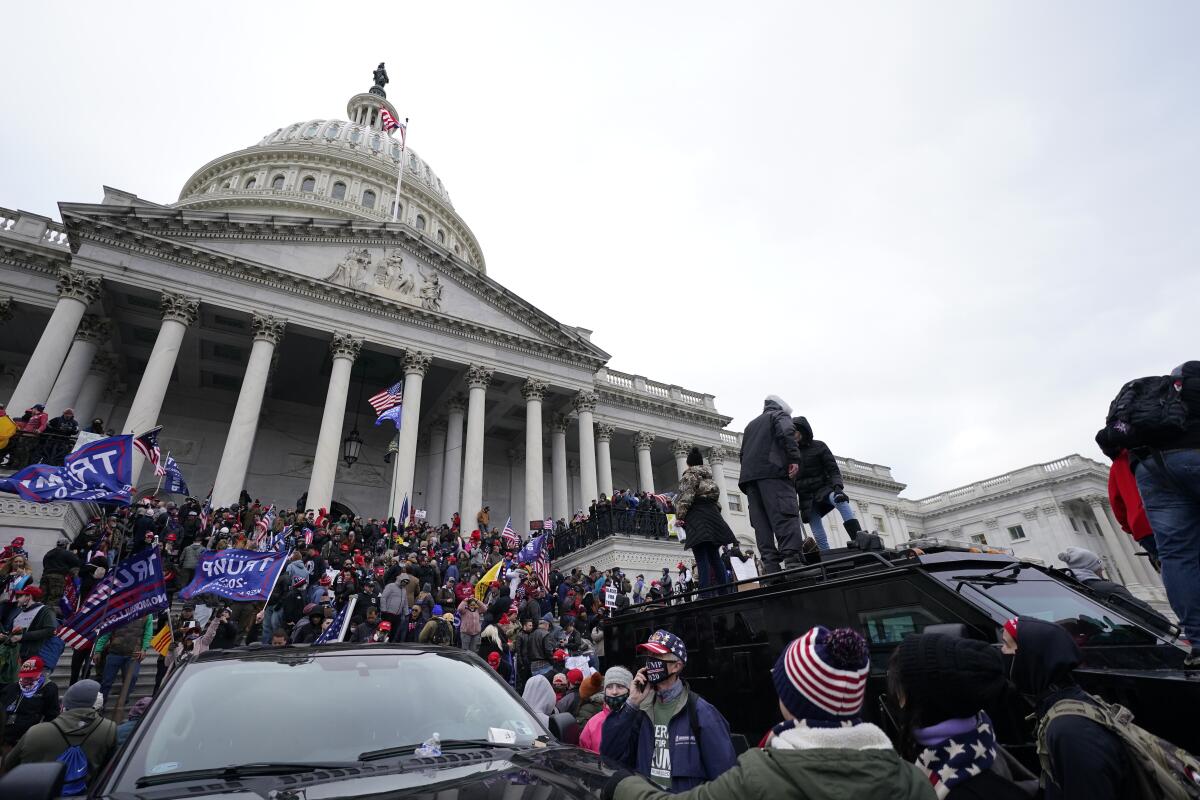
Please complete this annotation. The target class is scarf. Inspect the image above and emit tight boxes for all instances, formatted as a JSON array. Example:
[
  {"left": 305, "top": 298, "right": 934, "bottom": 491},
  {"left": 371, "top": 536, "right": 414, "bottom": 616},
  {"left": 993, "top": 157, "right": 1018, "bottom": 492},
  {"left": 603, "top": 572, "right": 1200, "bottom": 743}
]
[
  {"left": 19, "top": 674, "right": 46, "bottom": 699},
  {"left": 769, "top": 719, "right": 894, "bottom": 750},
  {"left": 914, "top": 711, "right": 997, "bottom": 799}
]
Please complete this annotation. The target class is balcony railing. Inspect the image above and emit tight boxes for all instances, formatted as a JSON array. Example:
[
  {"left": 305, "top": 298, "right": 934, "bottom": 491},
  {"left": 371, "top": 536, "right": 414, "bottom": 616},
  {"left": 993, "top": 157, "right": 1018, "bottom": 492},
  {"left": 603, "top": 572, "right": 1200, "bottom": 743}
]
[
  {"left": 549, "top": 507, "right": 672, "bottom": 560},
  {"left": 596, "top": 368, "right": 717, "bottom": 412}
]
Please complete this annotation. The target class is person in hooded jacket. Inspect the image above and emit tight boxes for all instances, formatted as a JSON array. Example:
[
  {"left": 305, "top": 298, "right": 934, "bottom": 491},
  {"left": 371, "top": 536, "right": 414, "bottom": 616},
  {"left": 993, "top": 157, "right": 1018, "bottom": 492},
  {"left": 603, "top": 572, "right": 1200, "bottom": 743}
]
[
  {"left": 737, "top": 395, "right": 804, "bottom": 573},
  {"left": 791, "top": 416, "right": 864, "bottom": 550},
  {"left": 1056, "top": 546, "right": 1166, "bottom": 624},
  {"left": 675, "top": 447, "right": 738, "bottom": 597},
  {"left": 1, "top": 656, "right": 59, "bottom": 750},
  {"left": 522, "top": 673, "right": 557, "bottom": 728},
  {"left": 602, "top": 626, "right": 932, "bottom": 800},
  {"left": 1002, "top": 617, "right": 1129, "bottom": 800},
  {"left": 888, "top": 633, "right": 1027, "bottom": 799}
]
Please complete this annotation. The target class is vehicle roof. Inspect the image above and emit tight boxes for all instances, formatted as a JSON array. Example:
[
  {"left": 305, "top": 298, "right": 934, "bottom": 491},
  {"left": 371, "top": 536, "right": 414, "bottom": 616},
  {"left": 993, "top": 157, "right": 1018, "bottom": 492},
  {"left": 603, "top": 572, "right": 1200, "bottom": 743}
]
[{"left": 192, "top": 642, "right": 467, "bottom": 663}]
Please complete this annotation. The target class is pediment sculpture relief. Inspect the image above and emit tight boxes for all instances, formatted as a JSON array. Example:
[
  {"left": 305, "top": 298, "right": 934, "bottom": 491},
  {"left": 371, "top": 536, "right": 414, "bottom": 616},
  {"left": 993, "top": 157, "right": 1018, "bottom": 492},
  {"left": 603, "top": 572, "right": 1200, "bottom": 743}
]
[{"left": 325, "top": 247, "right": 440, "bottom": 311}]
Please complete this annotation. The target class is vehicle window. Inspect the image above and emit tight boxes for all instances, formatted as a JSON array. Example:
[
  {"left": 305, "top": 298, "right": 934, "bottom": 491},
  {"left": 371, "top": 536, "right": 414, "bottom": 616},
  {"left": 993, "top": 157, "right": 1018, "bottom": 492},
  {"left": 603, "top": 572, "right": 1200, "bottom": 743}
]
[
  {"left": 859, "top": 605, "right": 943, "bottom": 644},
  {"left": 938, "top": 570, "right": 1159, "bottom": 646},
  {"left": 112, "top": 653, "right": 543, "bottom": 790}
]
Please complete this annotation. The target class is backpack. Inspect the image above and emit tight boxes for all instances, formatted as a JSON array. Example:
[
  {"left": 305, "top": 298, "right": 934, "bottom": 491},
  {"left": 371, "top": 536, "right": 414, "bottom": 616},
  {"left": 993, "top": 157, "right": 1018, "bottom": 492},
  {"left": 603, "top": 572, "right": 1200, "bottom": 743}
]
[
  {"left": 430, "top": 618, "right": 453, "bottom": 646},
  {"left": 1105, "top": 376, "right": 1190, "bottom": 450},
  {"left": 1036, "top": 695, "right": 1200, "bottom": 800},
  {"left": 53, "top": 720, "right": 103, "bottom": 796}
]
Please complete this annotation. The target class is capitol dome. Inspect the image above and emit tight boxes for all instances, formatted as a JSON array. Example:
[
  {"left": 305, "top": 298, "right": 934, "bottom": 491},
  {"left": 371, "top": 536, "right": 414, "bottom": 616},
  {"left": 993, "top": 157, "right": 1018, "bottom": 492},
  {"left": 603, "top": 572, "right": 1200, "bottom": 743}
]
[{"left": 174, "top": 68, "right": 485, "bottom": 272}]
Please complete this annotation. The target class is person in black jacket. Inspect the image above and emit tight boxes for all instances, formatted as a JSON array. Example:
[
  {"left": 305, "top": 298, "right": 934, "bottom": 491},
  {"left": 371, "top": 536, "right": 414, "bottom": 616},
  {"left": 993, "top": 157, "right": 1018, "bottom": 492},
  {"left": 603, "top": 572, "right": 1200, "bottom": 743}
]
[
  {"left": 1, "top": 656, "right": 59, "bottom": 750},
  {"left": 1129, "top": 361, "right": 1200, "bottom": 667},
  {"left": 791, "top": 416, "right": 865, "bottom": 550},
  {"left": 1003, "top": 617, "right": 1129, "bottom": 800},
  {"left": 737, "top": 396, "right": 804, "bottom": 573}
]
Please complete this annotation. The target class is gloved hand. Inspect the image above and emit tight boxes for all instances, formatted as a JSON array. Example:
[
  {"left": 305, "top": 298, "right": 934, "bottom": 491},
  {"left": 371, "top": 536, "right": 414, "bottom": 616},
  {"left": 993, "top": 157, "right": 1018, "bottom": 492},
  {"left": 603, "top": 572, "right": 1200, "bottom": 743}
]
[{"left": 832, "top": 489, "right": 849, "bottom": 504}]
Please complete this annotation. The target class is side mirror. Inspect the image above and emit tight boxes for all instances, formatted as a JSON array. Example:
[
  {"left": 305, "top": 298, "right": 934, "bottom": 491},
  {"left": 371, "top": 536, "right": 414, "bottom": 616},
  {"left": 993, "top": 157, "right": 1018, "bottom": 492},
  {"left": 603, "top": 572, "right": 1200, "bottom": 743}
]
[
  {"left": 0, "top": 762, "right": 65, "bottom": 800},
  {"left": 548, "top": 712, "right": 581, "bottom": 746}
]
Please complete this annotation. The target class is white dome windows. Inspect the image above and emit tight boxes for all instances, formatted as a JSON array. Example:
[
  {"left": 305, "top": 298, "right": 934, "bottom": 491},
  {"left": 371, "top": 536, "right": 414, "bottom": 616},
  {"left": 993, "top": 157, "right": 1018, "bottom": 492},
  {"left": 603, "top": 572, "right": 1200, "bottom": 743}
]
[
  {"left": 244, "top": 177, "right": 257, "bottom": 189},
  {"left": 271, "top": 174, "right": 286, "bottom": 190},
  {"left": 301, "top": 176, "right": 316, "bottom": 193},
  {"left": 415, "top": 214, "right": 427, "bottom": 231},
  {"left": 370, "top": 134, "right": 382, "bottom": 152},
  {"left": 303, "top": 122, "right": 320, "bottom": 138},
  {"left": 325, "top": 123, "right": 341, "bottom": 140},
  {"left": 437, "top": 230, "right": 445, "bottom": 244},
  {"left": 349, "top": 128, "right": 363, "bottom": 146},
  {"left": 362, "top": 189, "right": 377, "bottom": 210},
  {"left": 332, "top": 181, "right": 347, "bottom": 201}
]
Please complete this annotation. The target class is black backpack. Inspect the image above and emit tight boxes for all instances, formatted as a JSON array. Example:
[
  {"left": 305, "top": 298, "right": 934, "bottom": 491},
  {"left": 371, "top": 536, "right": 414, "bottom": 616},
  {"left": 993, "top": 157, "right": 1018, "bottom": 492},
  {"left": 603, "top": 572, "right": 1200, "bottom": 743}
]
[
  {"left": 1105, "top": 376, "right": 1189, "bottom": 450},
  {"left": 430, "top": 618, "right": 453, "bottom": 646}
]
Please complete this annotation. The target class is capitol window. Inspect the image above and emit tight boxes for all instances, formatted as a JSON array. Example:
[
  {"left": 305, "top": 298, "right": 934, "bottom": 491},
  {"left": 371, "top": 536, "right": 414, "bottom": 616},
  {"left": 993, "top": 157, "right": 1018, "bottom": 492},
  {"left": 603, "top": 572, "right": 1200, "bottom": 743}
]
[
  {"left": 332, "top": 181, "right": 347, "bottom": 200},
  {"left": 303, "top": 123, "right": 319, "bottom": 138},
  {"left": 271, "top": 174, "right": 285, "bottom": 190},
  {"left": 362, "top": 189, "right": 377, "bottom": 209},
  {"left": 370, "top": 134, "right": 382, "bottom": 152},
  {"left": 325, "top": 124, "right": 340, "bottom": 140},
  {"left": 244, "top": 177, "right": 256, "bottom": 189},
  {"left": 728, "top": 493, "right": 743, "bottom": 513},
  {"left": 437, "top": 230, "right": 445, "bottom": 244},
  {"left": 301, "top": 176, "right": 316, "bottom": 192},
  {"left": 415, "top": 214, "right": 426, "bottom": 230},
  {"left": 1007, "top": 524, "right": 1027, "bottom": 541},
  {"left": 350, "top": 128, "right": 362, "bottom": 144}
]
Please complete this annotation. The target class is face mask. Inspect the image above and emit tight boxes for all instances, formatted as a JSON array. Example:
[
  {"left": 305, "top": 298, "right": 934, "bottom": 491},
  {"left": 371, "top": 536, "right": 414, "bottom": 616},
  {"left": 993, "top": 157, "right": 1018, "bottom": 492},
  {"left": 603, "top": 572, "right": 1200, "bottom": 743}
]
[
  {"left": 604, "top": 693, "right": 629, "bottom": 712},
  {"left": 644, "top": 659, "right": 668, "bottom": 685}
]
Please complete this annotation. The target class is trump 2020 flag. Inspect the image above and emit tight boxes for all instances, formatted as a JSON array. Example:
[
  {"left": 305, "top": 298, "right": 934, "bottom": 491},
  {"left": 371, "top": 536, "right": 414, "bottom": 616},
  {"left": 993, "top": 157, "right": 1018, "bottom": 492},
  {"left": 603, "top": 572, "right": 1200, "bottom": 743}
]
[
  {"left": 0, "top": 434, "right": 134, "bottom": 505},
  {"left": 56, "top": 548, "right": 169, "bottom": 648},
  {"left": 180, "top": 548, "right": 289, "bottom": 603},
  {"left": 162, "top": 455, "right": 189, "bottom": 496}
]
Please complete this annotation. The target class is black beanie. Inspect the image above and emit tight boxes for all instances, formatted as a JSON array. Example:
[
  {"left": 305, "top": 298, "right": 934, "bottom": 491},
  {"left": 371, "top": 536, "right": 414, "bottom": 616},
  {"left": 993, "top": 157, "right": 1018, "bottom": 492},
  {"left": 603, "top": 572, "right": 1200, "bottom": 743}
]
[
  {"left": 894, "top": 634, "right": 1006, "bottom": 723},
  {"left": 686, "top": 447, "right": 704, "bottom": 467}
]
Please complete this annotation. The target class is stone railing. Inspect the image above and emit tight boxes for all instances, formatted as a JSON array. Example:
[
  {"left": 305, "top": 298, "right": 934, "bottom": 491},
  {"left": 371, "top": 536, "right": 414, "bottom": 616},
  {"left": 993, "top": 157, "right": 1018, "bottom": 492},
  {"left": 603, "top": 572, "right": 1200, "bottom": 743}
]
[
  {"left": 595, "top": 367, "right": 718, "bottom": 411},
  {"left": 915, "top": 454, "right": 1098, "bottom": 510},
  {"left": 720, "top": 430, "right": 741, "bottom": 447},
  {"left": 0, "top": 207, "right": 70, "bottom": 250}
]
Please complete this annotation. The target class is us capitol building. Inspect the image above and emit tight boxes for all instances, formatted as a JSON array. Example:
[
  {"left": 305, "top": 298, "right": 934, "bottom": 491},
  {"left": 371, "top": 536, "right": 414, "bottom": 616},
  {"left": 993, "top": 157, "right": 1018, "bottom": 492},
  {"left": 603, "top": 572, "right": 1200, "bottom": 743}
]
[{"left": 0, "top": 67, "right": 1165, "bottom": 607}]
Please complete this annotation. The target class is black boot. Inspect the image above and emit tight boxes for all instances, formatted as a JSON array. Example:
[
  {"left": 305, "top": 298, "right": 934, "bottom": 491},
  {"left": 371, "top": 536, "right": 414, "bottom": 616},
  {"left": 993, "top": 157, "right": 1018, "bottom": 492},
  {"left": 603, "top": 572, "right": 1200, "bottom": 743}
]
[{"left": 843, "top": 518, "right": 863, "bottom": 547}]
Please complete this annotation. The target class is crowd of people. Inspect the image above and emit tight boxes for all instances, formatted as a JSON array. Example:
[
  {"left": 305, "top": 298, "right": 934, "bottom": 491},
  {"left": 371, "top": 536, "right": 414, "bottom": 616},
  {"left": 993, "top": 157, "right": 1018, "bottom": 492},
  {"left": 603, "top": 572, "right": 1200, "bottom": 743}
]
[{"left": 0, "top": 403, "right": 99, "bottom": 470}]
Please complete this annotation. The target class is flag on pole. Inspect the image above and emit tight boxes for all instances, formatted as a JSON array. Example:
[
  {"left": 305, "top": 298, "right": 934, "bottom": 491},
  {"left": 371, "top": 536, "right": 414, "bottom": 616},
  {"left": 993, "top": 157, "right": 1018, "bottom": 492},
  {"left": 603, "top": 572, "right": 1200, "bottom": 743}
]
[
  {"left": 56, "top": 549, "right": 169, "bottom": 649},
  {"left": 543, "top": 517, "right": 553, "bottom": 531},
  {"left": 315, "top": 596, "right": 357, "bottom": 644},
  {"left": 254, "top": 505, "right": 276, "bottom": 544},
  {"left": 518, "top": 532, "right": 552, "bottom": 590},
  {"left": 475, "top": 560, "right": 504, "bottom": 602},
  {"left": 375, "top": 404, "right": 403, "bottom": 428},
  {"left": 150, "top": 623, "right": 173, "bottom": 657},
  {"left": 399, "top": 495, "right": 409, "bottom": 526},
  {"left": 199, "top": 494, "right": 212, "bottom": 534},
  {"left": 381, "top": 109, "right": 406, "bottom": 144},
  {"left": 134, "top": 427, "right": 166, "bottom": 477},
  {"left": 369, "top": 382, "right": 403, "bottom": 415},
  {"left": 501, "top": 517, "right": 518, "bottom": 550},
  {"left": 162, "top": 455, "right": 190, "bottom": 495}
]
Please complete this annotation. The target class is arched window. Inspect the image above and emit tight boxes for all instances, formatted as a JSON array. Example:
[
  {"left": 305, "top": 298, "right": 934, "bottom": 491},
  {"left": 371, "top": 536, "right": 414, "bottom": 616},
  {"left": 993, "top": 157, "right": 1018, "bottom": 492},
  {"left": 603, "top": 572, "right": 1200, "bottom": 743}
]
[
  {"left": 331, "top": 181, "right": 347, "bottom": 200},
  {"left": 301, "top": 176, "right": 316, "bottom": 192},
  {"left": 325, "top": 123, "right": 341, "bottom": 140},
  {"left": 271, "top": 174, "right": 285, "bottom": 190},
  {"left": 454, "top": 244, "right": 460, "bottom": 255},
  {"left": 362, "top": 189, "right": 376, "bottom": 209},
  {"left": 349, "top": 128, "right": 362, "bottom": 145},
  {"left": 303, "top": 122, "right": 320, "bottom": 138},
  {"left": 224, "top": 179, "right": 235, "bottom": 189},
  {"left": 437, "top": 230, "right": 445, "bottom": 244},
  {"left": 415, "top": 214, "right": 426, "bottom": 231},
  {"left": 370, "top": 134, "right": 382, "bottom": 152},
  {"left": 391, "top": 143, "right": 401, "bottom": 159},
  {"left": 244, "top": 177, "right": 257, "bottom": 189}
]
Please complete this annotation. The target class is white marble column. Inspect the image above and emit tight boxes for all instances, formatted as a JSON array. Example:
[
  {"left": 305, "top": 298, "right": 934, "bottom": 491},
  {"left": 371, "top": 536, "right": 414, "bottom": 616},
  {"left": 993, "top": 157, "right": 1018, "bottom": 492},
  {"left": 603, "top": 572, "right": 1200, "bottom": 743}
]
[
  {"left": 709, "top": 447, "right": 733, "bottom": 523},
  {"left": 523, "top": 378, "right": 548, "bottom": 525},
  {"left": 9, "top": 268, "right": 101, "bottom": 414},
  {"left": 1101, "top": 501, "right": 1160, "bottom": 588},
  {"left": 390, "top": 350, "right": 433, "bottom": 519},
  {"left": 508, "top": 448, "right": 526, "bottom": 532},
  {"left": 574, "top": 391, "right": 599, "bottom": 507},
  {"left": 73, "top": 352, "right": 116, "bottom": 424},
  {"left": 550, "top": 414, "right": 569, "bottom": 524},
  {"left": 426, "top": 418, "right": 448, "bottom": 526},
  {"left": 45, "top": 315, "right": 108, "bottom": 415},
  {"left": 124, "top": 292, "right": 199, "bottom": 484},
  {"left": 459, "top": 365, "right": 492, "bottom": 525},
  {"left": 1088, "top": 496, "right": 1152, "bottom": 589},
  {"left": 211, "top": 314, "right": 286, "bottom": 508},
  {"left": 595, "top": 422, "right": 615, "bottom": 499},
  {"left": 305, "top": 332, "right": 362, "bottom": 512},
  {"left": 569, "top": 460, "right": 582, "bottom": 515},
  {"left": 634, "top": 431, "right": 656, "bottom": 493},
  {"left": 671, "top": 439, "right": 692, "bottom": 480},
  {"left": 440, "top": 394, "right": 466, "bottom": 525}
]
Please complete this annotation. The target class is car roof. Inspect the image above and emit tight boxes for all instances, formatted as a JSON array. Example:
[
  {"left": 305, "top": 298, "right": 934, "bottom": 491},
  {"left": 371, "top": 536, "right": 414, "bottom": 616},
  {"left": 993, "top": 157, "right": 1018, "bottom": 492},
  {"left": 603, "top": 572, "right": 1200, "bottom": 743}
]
[{"left": 192, "top": 642, "right": 467, "bottom": 663}]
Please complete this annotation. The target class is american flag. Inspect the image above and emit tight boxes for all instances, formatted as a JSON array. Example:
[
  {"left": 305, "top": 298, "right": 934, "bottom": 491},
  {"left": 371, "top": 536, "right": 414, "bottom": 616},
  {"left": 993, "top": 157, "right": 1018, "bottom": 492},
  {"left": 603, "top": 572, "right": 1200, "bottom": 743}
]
[
  {"left": 501, "top": 517, "right": 519, "bottom": 549},
  {"left": 134, "top": 426, "right": 166, "bottom": 477},
  {"left": 648, "top": 492, "right": 676, "bottom": 512},
  {"left": 381, "top": 109, "right": 406, "bottom": 145},
  {"left": 369, "top": 382, "right": 404, "bottom": 415},
  {"left": 519, "top": 532, "right": 552, "bottom": 590},
  {"left": 543, "top": 517, "right": 553, "bottom": 531},
  {"left": 255, "top": 505, "right": 276, "bottom": 543},
  {"left": 315, "top": 596, "right": 357, "bottom": 644},
  {"left": 199, "top": 496, "right": 212, "bottom": 535}
]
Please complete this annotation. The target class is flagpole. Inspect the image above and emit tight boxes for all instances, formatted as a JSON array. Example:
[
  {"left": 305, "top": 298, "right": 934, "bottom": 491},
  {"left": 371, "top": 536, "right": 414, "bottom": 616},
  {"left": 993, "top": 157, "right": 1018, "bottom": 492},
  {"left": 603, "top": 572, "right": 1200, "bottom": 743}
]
[
  {"left": 154, "top": 450, "right": 170, "bottom": 497},
  {"left": 336, "top": 595, "right": 357, "bottom": 642},
  {"left": 391, "top": 118, "right": 408, "bottom": 222}
]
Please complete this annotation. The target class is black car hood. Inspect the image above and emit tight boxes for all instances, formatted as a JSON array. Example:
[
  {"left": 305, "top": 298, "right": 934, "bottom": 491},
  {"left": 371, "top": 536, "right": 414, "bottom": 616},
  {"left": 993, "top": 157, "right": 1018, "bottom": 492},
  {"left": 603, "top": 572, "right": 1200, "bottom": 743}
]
[{"left": 106, "top": 745, "right": 615, "bottom": 800}]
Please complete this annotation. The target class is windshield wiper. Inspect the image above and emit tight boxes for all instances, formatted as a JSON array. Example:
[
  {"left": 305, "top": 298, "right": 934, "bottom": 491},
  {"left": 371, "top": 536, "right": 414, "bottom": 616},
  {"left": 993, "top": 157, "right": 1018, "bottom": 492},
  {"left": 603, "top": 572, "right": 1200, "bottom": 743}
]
[
  {"left": 135, "top": 761, "right": 361, "bottom": 787},
  {"left": 950, "top": 563, "right": 1028, "bottom": 591},
  {"left": 359, "top": 739, "right": 505, "bottom": 762}
]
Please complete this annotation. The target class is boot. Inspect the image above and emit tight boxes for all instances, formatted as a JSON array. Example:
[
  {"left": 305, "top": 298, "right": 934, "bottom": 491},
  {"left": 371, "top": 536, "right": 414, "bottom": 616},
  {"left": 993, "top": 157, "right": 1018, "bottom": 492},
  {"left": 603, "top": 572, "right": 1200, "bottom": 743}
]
[{"left": 843, "top": 518, "right": 863, "bottom": 547}]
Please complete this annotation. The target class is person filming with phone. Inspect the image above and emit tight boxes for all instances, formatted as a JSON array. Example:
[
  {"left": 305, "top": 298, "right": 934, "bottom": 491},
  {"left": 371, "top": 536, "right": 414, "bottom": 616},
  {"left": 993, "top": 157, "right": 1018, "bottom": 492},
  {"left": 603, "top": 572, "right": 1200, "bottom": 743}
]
[{"left": 600, "top": 629, "right": 737, "bottom": 792}]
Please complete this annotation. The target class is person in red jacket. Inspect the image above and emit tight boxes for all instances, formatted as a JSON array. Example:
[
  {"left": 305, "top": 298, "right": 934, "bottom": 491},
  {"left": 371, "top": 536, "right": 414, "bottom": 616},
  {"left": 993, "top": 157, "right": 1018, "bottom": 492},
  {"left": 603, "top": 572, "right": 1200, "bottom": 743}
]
[{"left": 1095, "top": 429, "right": 1158, "bottom": 571}]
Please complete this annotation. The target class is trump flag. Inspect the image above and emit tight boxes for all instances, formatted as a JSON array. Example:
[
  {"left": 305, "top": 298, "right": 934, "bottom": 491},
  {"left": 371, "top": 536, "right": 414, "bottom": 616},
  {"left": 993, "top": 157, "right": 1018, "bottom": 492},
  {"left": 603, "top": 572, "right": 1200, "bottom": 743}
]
[
  {"left": 0, "top": 434, "right": 134, "bottom": 505},
  {"left": 179, "top": 549, "right": 289, "bottom": 602}
]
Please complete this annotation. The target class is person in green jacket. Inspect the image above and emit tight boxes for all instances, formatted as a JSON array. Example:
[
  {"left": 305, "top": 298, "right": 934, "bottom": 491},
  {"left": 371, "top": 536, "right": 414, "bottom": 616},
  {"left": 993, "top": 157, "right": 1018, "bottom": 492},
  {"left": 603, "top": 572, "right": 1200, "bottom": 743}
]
[
  {"left": 603, "top": 626, "right": 934, "bottom": 800},
  {"left": 3, "top": 679, "right": 118, "bottom": 789},
  {"left": 94, "top": 614, "right": 154, "bottom": 709}
]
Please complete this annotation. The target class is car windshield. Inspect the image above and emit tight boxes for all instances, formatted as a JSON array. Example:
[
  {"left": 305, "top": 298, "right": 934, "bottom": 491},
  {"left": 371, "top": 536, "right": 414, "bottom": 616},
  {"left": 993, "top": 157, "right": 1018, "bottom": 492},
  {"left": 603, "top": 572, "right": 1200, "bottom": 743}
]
[
  {"left": 110, "top": 651, "right": 544, "bottom": 791},
  {"left": 936, "top": 568, "right": 1160, "bottom": 646}
]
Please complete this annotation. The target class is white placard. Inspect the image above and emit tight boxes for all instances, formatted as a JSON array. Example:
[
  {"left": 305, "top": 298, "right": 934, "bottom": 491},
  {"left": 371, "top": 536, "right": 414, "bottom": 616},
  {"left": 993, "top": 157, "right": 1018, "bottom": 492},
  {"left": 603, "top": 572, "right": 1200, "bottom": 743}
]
[
  {"left": 564, "top": 656, "right": 595, "bottom": 678},
  {"left": 604, "top": 586, "right": 618, "bottom": 608},
  {"left": 415, "top": 509, "right": 427, "bottom": 520},
  {"left": 730, "top": 556, "right": 758, "bottom": 581}
]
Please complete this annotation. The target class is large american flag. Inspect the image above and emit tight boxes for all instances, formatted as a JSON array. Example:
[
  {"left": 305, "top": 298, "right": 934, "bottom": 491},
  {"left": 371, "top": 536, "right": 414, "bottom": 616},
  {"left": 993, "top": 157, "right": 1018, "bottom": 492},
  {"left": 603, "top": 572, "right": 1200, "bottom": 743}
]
[
  {"left": 501, "top": 517, "right": 519, "bottom": 550},
  {"left": 199, "top": 495, "right": 212, "bottom": 535},
  {"left": 315, "top": 596, "right": 357, "bottom": 644},
  {"left": 134, "top": 426, "right": 166, "bottom": 477},
  {"left": 254, "top": 505, "right": 276, "bottom": 543},
  {"left": 369, "top": 382, "right": 404, "bottom": 415},
  {"left": 543, "top": 517, "right": 553, "bottom": 531},
  {"left": 381, "top": 109, "right": 406, "bottom": 145}
]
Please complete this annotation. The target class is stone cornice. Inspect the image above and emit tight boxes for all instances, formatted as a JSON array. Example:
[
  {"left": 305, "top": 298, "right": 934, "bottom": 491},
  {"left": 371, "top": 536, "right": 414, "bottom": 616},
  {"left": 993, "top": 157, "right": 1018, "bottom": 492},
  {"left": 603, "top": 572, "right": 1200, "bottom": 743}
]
[
  {"left": 594, "top": 384, "right": 731, "bottom": 428},
  {"left": 60, "top": 205, "right": 610, "bottom": 371},
  {"left": 910, "top": 467, "right": 1109, "bottom": 520}
]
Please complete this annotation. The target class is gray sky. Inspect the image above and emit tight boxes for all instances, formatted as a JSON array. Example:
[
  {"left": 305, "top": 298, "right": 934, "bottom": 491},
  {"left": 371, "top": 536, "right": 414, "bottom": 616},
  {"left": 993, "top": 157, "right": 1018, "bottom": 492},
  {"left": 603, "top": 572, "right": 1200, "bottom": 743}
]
[{"left": 3, "top": 2, "right": 1197, "bottom": 496}]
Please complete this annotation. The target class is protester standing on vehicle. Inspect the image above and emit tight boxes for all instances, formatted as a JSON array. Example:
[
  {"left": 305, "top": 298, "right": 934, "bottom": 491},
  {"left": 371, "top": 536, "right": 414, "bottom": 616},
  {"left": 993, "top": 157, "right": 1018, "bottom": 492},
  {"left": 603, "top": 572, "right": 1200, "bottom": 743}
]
[
  {"left": 3, "top": 679, "right": 117, "bottom": 795},
  {"left": 888, "top": 633, "right": 1026, "bottom": 799},
  {"left": 738, "top": 396, "right": 804, "bottom": 573},
  {"left": 675, "top": 447, "right": 738, "bottom": 597},
  {"left": 791, "top": 416, "right": 865, "bottom": 550},
  {"left": 1095, "top": 428, "right": 1159, "bottom": 571},
  {"left": 1002, "top": 617, "right": 1129, "bottom": 800},
  {"left": 601, "top": 629, "right": 737, "bottom": 792},
  {"left": 602, "top": 626, "right": 932, "bottom": 800}
]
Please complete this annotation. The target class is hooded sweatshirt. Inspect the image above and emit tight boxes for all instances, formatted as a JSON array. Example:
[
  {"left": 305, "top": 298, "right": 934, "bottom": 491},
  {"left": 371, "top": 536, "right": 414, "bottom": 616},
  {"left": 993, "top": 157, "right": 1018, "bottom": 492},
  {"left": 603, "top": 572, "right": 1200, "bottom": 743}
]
[
  {"left": 737, "top": 397, "right": 803, "bottom": 488},
  {"left": 1012, "top": 618, "right": 1128, "bottom": 800},
  {"left": 522, "top": 674, "right": 557, "bottom": 727}
]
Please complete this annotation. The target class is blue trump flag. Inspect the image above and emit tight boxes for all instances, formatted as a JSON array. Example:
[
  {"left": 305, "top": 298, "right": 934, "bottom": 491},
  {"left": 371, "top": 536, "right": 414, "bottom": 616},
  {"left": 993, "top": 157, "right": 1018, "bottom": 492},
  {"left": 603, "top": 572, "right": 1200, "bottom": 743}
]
[
  {"left": 56, "top": 547, "right": 169, "bottom": 648},
  {"left": 180, "top": 548, "right": 290, "bottom": 602},
  {"left": 0, "top": 435, "right": 133, "bottom": 505},
  {"left": 162, "top": 455, "right": 189, "bottom": 496}
]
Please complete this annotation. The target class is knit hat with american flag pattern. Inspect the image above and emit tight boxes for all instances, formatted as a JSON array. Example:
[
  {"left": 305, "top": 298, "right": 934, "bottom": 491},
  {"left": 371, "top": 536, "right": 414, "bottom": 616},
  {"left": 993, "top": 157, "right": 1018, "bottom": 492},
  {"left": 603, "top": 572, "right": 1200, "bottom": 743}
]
[{"left": 772, "top": 626, "right": 869, "bottom": 722}]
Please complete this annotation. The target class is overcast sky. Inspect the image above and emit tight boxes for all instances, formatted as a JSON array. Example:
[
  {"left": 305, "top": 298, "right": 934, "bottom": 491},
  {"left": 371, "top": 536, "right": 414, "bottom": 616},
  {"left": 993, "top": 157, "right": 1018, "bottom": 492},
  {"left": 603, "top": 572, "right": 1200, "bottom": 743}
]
[{"left": 3, "top": 3, "right": 1197, "bottom": 496}]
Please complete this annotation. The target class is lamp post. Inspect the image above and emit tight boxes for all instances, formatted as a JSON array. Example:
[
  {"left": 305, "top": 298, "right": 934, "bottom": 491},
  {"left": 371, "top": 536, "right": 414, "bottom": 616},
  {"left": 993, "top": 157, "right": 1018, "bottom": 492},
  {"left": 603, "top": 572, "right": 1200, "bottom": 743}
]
[{"left": 343, "top": 358, "right": 368, "bottom": 468}]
